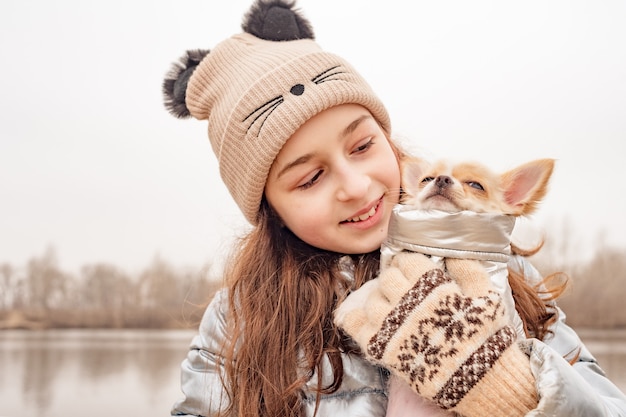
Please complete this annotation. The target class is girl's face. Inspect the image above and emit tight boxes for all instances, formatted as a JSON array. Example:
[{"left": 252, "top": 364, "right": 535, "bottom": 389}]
[{"left": 265, "top": 104, "right": 401, "bottom": 254}]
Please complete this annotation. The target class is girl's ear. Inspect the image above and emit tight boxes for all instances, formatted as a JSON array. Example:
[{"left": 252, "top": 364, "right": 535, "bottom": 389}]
[
  {"left": 500, "top": 159, "right": 555, "bottom": 216},
  {"left": 162, "top": 49, "right": 211, "bottom": 118}
]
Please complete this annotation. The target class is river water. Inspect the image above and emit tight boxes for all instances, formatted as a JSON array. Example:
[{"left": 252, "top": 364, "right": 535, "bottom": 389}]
[{"left": 1, "top": 328, "right": 625, "bottom": 417}]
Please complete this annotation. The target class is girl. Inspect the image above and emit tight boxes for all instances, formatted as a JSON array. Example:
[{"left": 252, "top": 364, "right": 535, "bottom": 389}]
[{"left": 163, "top": 1, "right": 626, "bottom": 416}]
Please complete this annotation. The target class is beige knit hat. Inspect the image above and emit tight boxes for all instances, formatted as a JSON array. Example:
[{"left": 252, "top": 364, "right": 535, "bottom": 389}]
[{"left": 163, "top": 0, "right": 390, "bottom": 224}]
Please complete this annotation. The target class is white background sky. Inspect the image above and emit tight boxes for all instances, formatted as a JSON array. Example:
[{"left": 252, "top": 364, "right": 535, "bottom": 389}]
[{"left": 1, "top": 0, "right": 625, "bottom": 274}]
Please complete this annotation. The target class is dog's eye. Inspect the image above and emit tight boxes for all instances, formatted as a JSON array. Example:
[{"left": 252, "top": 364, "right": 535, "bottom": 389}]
[
  {"left": 466, "top": 181, "right": 484, "bottom": 191},
  {"left": 421, "top": 176, "right": 435, "bottom": 183}
]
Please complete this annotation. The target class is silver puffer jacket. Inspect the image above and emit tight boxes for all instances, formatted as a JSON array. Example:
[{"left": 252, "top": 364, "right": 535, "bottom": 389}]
[{"left": 171, "top": 208, "right": 626, "bottom": 417}]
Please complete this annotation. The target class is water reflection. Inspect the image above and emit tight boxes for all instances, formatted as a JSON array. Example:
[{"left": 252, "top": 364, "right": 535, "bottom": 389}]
[
  {"left": 0, "top": 329, "right": 195, "bottom": 417},
  {"left": 579, "top": 329, "right": 626, "bottom": 391},
  {"left": 0, "top": 329, "right": 625, "bottom": 417}
]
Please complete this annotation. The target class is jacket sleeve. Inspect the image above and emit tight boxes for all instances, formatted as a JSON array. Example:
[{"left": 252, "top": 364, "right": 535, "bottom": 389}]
[
  {"left": 511, "top": 257, "right": 626, "bottom": 416},
  {"left": 171, "top": 289, "right": 232, "bottom": 417}
]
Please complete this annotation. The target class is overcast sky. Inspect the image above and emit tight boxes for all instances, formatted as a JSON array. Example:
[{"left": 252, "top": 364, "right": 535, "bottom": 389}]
[{"left": 1, "top": 0, "right": 625, "bottom": 274}]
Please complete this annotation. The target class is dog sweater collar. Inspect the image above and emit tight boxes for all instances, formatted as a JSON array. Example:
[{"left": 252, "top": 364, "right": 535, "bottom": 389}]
[{"left": 383, "top": 205, "right": 516, "bottom": 263}]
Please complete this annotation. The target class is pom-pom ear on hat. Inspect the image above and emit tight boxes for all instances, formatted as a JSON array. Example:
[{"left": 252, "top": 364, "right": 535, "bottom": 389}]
[
  {"left": 162, "top": 0, "right": 390, "bottom": 225},
  {"left": 162, "top": 49, "right": 210, "bottom": 118},
  {"left": 242, "top": 0, "right": 314, "bottom": 41}
]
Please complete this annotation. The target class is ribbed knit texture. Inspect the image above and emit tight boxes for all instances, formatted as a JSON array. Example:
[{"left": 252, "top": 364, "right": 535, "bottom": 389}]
[
  {"left": 335, "top": 253, "right": 537, "bottom": 417},
  {"left": 185, "top": 33, "right": 390, "bottom": 224}
]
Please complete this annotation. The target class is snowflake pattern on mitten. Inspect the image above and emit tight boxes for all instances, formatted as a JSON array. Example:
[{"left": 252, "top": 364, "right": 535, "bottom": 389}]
[{"left": 367, "top": 267, "right": 516, "bottom": 409}]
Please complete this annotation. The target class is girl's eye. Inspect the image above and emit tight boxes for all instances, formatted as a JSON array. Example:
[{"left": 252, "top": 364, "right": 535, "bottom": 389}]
[
  {"left": 352, "top": 138, "right": 374, "bottom": 154},
  {"left": 466, "top": 181, "right": 484, "bottom": 191},
  {"left": 298, "top": 170, "right": 323, "bottom": 190}
]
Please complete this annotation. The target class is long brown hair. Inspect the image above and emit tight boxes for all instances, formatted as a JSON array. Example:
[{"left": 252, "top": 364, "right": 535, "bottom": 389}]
[
  {"left": 221, "top": 199, "right": 379, "bottom": 417},
  {"left": 508, "top": 241, "right": 568, "bottom": 341}
]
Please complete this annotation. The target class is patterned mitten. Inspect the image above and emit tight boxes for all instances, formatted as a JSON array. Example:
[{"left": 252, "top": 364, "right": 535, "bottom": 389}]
[{"left": 334, "top": 252, "right": 537, "bottom": 417}]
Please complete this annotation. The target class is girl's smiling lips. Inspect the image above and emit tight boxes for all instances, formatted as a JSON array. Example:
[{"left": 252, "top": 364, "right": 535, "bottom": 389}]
[{"left": 341, "top": 198, "right": 383, "bottom": 227}]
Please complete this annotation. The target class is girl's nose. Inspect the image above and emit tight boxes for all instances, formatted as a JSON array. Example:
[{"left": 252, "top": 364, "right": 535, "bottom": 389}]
[{"left": 335, "top": 165, "right": 370, "bottom": 201}]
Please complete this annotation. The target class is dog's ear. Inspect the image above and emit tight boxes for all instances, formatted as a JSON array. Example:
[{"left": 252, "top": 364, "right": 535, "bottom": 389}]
[
  {"left": 242, "top": 0, "right": 314, "bottom": 41},
  {"left": 162, "top": 49, "right": 210, "bottom": 118},
  {"left": 401, "top": 157, "right": 431, "bottom": 200},
  {"left": 500, "top": 159, "right": 555, "bottom": 216}
]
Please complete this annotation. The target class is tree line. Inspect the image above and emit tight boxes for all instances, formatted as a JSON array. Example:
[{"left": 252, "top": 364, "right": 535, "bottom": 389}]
[
  {"left": 0, "top": 247, "right": 220, "bottom": 329},
  {"left": 1, "top": 235, "right": 626, "bottom": 329},
  {"left": 531, "top": 238, "right": 626, "bottom": 329}
]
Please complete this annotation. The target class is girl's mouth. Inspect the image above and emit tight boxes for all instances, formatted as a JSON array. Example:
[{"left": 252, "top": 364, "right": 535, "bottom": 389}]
[
  {"left": 341, "top": 199, "right": 382, "bottom": 224},
  {"left": 345, "top": 204, "right": 377, "bottom": 223}
]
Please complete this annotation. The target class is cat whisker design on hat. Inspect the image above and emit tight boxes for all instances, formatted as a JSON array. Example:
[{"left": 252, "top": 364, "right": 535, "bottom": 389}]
[
  {"left": 243, "top": 65, "right": 349, "bottom": 134},
  {"left": 312, "top": 65, "right": 346, "bottom": 84},
  {"left": 243, "top": 95, "right": 283, "bottom": 135}
]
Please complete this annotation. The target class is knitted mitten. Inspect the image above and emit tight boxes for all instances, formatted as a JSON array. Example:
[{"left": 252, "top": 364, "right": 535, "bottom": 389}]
[{"left": 334, "top": 252, "right": 537, "bottom": 417}]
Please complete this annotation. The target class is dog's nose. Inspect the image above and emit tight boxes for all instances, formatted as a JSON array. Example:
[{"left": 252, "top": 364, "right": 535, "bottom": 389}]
[{"left": 435, "top": 175, "right": 453, "bottom": 189}]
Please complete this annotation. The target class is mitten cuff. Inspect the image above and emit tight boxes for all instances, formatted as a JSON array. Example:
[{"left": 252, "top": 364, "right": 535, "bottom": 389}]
[{"left": 452, "top": 344, "right": 537, "bottom": 417}]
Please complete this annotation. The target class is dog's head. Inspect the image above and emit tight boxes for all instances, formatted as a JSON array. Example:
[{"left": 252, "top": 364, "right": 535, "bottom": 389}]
[{"left": 401, "top": 157, "right": 554, "bottom": 216}]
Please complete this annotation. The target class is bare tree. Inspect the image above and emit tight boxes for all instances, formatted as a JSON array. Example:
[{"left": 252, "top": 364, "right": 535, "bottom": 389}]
[
  {"left": 79, "top": 263, "right": 136, "bottom": 327},
  {"left": 80, "top": 263, "right": 134, "bottom": 309},
  {"left": 137, "top": 256, "right": 182, "bottom": 310},
  {"left": 24, "top": 247, "right": 67, "bottom": 311},
  {"left": 559, "top": 245, "right": 626, "bottom": 327},
  {"left": 0, "top": 262, "right": 15, "bottom": 310}
]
